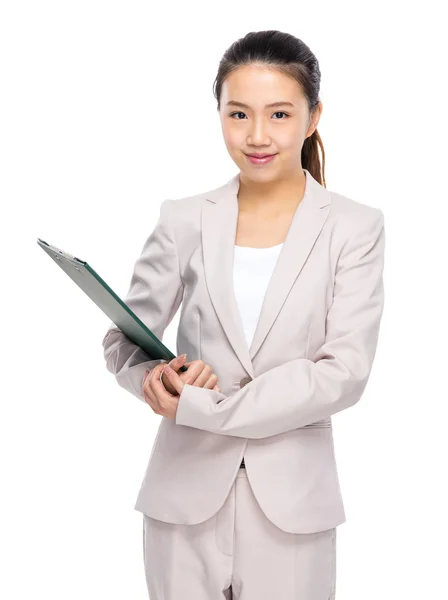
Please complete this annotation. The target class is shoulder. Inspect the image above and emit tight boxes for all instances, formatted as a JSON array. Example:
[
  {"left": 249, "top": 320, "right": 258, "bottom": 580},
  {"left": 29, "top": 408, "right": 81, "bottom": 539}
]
[
  {"left": 161, "top": 179, "right": 229, "bottom": 243},
  {"left": 323, "top": 187, "right": 385, "bottom": 264},
  {"left": 328, "top": 187, "right": 383, "bottom": 224},
  {"left": 169, "top": 178, "right": 227, "bottom": 210},
  {"left": 325, "top": 187, "right": 384, "bottom": 239},
  {"left": 163, "top": 178, "right": 230, "bottom": 229}
]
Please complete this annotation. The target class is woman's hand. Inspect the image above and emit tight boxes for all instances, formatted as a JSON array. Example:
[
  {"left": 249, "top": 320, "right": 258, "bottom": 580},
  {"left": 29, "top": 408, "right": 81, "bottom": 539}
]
[
  {"left": 160, "top": 354, "right": 221, "bottom": 395},
  {"left": 142, "top": 362, "right": 181, "bottom": 418},
  {"left": 142, "top": 356, "right": 221, "bottom": 418}
]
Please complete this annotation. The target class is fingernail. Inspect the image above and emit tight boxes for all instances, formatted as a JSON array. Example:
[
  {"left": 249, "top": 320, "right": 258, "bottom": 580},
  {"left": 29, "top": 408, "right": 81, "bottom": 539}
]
[
  {"left": 181, "top": 354, "right": 187, "bottom": 359},
  {"left": 164, "top": 365, "right": 172, "bottom": 373}
]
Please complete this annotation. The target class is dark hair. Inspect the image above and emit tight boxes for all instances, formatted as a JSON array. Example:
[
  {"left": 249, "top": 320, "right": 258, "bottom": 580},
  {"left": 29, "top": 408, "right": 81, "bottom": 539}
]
[{"left": 213, "top": 30, "right": 326, "bottom": 187}]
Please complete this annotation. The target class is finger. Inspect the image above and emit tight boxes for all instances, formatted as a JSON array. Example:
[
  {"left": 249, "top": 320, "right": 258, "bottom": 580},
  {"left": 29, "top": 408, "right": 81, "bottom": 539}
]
[
  {"left": 143, "top": 367, "right": 158, "bottom": 392},
  {"left": 190, "top": 364, "right": 214, "bottom": 388},
  {"left": 178, "top": 369, "right": 219, "bottom": 391},
  {"left": 161, "top": 370, "right": 177, "bottom": 394},
  {"left": 202, "top": 373, "right": 219, "bottom": 389},
  {"left": 180, "top": 362, "right": 218, "bottom": 389},
  {"left": 170, "top": 354, "right": 186, "bottom": 367},
  {"left": 146, "top": 364, "right": 171, "bottom": 409},
  {"left": 183, "top": 360, "right": 204, "bottom": 369},
  {"left": 149, "top": 363, "right": 179, "bottom": 400},
  {"left": 179, "top": 361, "right": 206, "bottom": 383},
  {"left": 146, "top": 364, "right": 181, "bottom": 418},
  {"left": 160, "top": 365, "right": 183, "bottom": 395}
]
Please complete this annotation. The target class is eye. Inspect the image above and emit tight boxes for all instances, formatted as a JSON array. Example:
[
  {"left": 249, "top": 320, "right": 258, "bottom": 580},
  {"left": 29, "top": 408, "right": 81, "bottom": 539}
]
[
  {"left": 229, "top": 112, "right": 247, "bottom": 120},
  {"left": 229, "top": 111, "right": 290, "bottom": 120}
]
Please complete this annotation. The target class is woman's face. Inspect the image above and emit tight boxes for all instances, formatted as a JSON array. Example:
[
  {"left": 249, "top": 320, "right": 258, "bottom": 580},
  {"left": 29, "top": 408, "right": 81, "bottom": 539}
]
[{"left": 219, "top": 64, "right": 321, "bottom": 183}]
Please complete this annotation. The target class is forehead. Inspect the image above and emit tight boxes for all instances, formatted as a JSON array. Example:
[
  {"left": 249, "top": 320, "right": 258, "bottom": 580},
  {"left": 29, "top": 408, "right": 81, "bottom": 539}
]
[{"left": 221, "top": 65, "right": 305, "bottom": 107}]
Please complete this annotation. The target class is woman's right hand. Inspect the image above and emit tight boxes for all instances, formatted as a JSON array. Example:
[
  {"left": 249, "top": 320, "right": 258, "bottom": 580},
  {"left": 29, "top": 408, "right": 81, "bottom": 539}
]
[{"left": 151, "top": 354, "right": 221, "bottom": 396}]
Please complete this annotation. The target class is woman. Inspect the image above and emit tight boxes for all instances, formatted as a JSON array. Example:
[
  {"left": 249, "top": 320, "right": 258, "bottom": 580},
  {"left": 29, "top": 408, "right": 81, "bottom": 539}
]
[{"left": 102, "top": 30, "right": 385, "bottom": 600}]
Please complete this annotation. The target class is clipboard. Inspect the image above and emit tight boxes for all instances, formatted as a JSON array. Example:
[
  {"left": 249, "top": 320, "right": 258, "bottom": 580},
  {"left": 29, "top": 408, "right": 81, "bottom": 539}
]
[{"left": 37, "top": 237, "right": 188, "bottom": 372}]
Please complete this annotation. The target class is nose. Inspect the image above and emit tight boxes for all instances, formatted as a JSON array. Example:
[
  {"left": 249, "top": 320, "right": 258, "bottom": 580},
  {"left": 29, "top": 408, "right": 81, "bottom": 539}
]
[{"left": 247, "top": 118, "right": 271, "bottom": 146}]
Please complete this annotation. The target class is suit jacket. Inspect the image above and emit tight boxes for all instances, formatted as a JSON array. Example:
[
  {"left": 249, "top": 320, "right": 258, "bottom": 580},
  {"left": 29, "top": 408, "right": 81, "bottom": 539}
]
[{"left": 102, "top": 168, "right": 385, "bottom": 534}]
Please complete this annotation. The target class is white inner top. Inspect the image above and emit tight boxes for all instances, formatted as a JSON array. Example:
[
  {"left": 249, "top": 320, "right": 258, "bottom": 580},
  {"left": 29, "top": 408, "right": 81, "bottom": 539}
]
[{"left": 233, "top": 243, "right": 284, "bottom": 348}]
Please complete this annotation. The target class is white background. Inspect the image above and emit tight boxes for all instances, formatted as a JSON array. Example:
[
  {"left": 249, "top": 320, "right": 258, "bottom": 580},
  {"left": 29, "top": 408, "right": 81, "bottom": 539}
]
[{"left": 1, "top": 1, "right": 447, "bottom": 598}]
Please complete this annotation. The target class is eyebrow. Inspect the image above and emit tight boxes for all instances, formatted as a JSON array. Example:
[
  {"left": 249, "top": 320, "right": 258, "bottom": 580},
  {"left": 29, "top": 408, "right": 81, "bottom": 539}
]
[{"left": 225, "top": 100, "right": 295, "bottom": 109}]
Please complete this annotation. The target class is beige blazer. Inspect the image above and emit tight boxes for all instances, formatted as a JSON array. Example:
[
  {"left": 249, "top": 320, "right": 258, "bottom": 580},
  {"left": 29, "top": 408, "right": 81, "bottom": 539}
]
[{"left": 102, "top": 168, "right": 385, "bottom": 534}]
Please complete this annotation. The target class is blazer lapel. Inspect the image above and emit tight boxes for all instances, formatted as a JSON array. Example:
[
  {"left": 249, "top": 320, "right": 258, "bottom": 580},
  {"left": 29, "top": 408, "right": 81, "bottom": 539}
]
[{"left": 201, "top": 168, "right": 332, "bottom": 378}]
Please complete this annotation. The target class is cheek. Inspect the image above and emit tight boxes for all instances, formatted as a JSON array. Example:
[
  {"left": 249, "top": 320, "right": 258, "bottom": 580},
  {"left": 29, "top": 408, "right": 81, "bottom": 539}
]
[
  {"left": 280, "top": 131, "right": 303, "bottom": 152},
  {"left": 221, "top": 119, "right": 246, "bottom": 144},
  {"left": 276, "top": 120, "right": 303, "bottom": 145},
  {"left": 224, "top": 128, "right": 244, "bottom": 150}
]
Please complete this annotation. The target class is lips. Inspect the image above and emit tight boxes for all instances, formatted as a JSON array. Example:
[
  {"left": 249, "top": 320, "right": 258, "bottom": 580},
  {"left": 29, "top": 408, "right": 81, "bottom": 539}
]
[
  {"left": 246, "top": 153, "right": 276, "bottom": 158},
  {"left": 245, "top": 153, "right": 278, "bottom": 165}
]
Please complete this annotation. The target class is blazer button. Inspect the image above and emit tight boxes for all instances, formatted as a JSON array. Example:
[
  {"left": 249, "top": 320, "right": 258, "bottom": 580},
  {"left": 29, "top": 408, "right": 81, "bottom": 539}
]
[{"left": 239, "top": 376, "right": 252, "bottom": 388}]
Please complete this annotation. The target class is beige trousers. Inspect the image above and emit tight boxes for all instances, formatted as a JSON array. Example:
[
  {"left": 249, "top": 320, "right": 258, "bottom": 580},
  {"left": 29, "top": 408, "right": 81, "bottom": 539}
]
[{"left": 142, "top": 467, "right": 337, "bottom": 599}]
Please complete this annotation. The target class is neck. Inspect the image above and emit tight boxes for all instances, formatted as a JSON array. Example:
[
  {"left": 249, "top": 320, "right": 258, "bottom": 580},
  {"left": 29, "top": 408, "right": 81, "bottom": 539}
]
[{"left": 237, "top": 169, "right": 306, "bottom": 215}]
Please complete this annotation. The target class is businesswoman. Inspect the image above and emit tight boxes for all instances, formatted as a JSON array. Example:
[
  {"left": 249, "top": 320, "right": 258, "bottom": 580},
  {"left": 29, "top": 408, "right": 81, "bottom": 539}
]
[{"left": 102, "top": 29, "right": 385, "bottom": 600}]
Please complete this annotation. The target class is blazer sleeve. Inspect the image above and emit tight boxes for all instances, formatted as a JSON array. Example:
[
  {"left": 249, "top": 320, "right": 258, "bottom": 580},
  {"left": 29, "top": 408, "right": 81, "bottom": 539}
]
[
  {"left": 175, "top": 209, "right": 385, "bottom": 438},
  {"left": 102, "top": 198, "right": 184, "bottom": 404}
]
